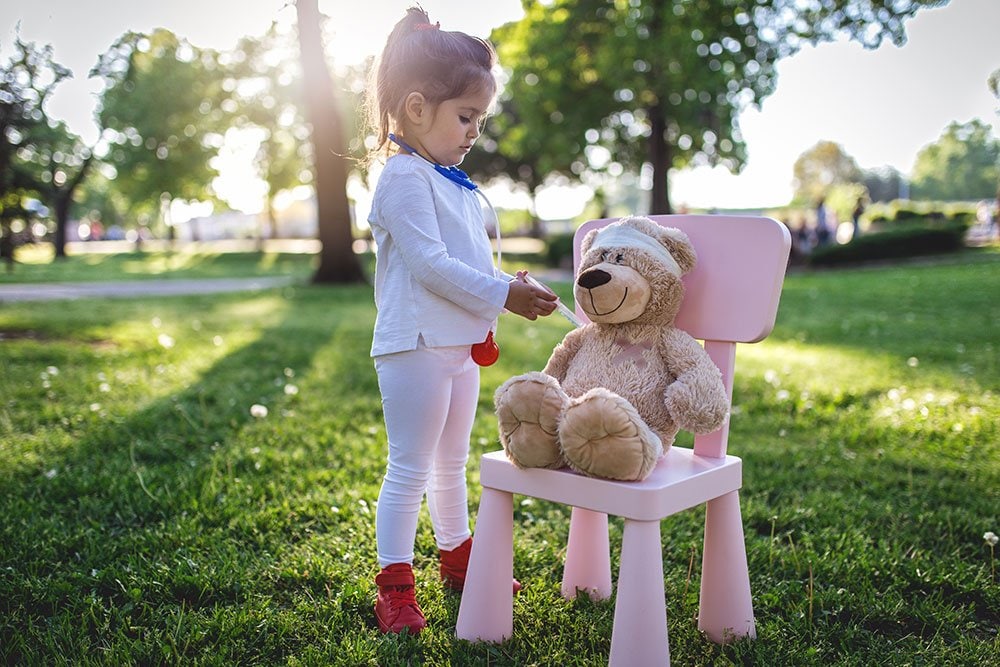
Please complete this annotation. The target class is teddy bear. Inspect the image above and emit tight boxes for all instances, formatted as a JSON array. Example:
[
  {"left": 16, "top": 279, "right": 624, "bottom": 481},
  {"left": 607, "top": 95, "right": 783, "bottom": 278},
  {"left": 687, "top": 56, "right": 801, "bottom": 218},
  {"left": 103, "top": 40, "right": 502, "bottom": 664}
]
[{"left": 494, "top": 216, "right": 729, "bottom": 481}]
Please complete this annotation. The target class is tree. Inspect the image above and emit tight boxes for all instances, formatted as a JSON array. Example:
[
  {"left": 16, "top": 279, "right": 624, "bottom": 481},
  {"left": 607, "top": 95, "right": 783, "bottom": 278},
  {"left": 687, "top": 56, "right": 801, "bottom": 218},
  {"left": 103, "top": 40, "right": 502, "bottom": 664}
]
[
  {"left": 92, "top": 29, "right": 231, "bottom": 237},
  {"left": 228, "top": 24, "right": 311, "bottom": 243},
  {"left": 295, "top": 0, "right": 365, "bottom": 284},
  {"left": 18, "top": 119, "right": 96, "bottom": 256},
  {"left": 72, "top": 166, "right": 127, "bottom": 233},
  {"left": 910, "top": 119, "right": 1000, "bottom": 201},
  {"left": 228, "top": 24, "right": 368, "bottom": 245},
  {"left": 792, "top": 140, "right": 862, "bottom": 205},
  {"left": 490, "top": 0, "right": 947, "bottom": 214},
  {"left": 0, "top": 36, "right": 72, "bottom": 266}
]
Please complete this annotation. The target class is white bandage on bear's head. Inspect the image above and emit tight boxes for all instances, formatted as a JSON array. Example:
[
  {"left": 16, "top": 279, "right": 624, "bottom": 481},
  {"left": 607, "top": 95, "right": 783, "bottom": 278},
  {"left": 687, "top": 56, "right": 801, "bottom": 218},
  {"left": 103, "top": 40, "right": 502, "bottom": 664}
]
[{"left": 590, "top": 222, "right": 683, "bottom": 276}]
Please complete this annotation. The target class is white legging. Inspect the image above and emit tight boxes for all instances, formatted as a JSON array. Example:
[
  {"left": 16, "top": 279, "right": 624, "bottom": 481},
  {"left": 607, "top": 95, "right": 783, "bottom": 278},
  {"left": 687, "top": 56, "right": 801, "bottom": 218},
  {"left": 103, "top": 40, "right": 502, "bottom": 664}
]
[{"left": 374, "top": 340, "right": 478, "bottom": 567}]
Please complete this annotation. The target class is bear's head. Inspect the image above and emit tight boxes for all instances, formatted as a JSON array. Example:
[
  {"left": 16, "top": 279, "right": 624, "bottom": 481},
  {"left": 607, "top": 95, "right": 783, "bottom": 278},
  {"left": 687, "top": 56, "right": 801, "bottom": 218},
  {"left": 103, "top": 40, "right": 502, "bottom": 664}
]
[{"left": 575, "top": 216, "right": 696, "bottom": 326}]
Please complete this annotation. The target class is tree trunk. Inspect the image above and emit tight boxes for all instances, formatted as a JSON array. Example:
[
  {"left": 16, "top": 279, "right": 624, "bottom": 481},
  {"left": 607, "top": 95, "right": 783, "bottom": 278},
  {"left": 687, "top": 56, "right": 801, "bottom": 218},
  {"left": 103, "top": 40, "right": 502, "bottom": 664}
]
[
  {"left": 53, "top": 195, "right": 71, "bottom": 258},
  {"left": 52, "top": 154, "right": 95, "bottom": 259},
  {"left": 296, "top": 0, "right": 366, "bottom": 284},
  {"left": 1, "top": 223, "right": 14, "bottom": 272},
  {"left": 648, "top": 104, "right": 673, "bottom": 215}
]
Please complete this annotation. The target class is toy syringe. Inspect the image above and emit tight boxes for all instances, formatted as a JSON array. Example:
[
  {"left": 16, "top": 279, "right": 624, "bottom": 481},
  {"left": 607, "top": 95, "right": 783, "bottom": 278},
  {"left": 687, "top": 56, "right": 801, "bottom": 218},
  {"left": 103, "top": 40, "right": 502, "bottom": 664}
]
[{"left": 521, "top": 274, "right": 584, "bottom": 328}]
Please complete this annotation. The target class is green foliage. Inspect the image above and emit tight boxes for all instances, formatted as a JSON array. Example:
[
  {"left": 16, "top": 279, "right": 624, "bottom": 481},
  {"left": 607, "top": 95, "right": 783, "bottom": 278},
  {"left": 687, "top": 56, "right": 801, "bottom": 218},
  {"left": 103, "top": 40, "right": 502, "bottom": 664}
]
[
  {"left": 824, "top": 182, "right": 869, "bottom": 223},
  {"left": 482, "top": 0, "right": 944, "bottom": 213},
  {"left": 808, "top": 222, "right": 968, "bottom": 266},
  {"left": 792, "top": 141, "right": 863, "bottom": 206},
  {"left": 866, "top": 200, "right": 977, "bottom": 227},
  {"left": 227, "top": 21, "right": 367, "bottom": 234},
  {"left": 544, "top": 232, "right": 576, "bottom": 268},
  {"left": 228, "top": 23, "right": 312, "bottom": 220},
  {"left": 0, "top": 247, "right": 319, "bottom": 284},
  {"left": 92, "top": 29, "right": 232, "bottom": 221},
  {"left": 910, "top": 119, "right": 1000, "bottom": 201},
  {"left": 0, "top": 36, "right": 72, "bottom": 234},
  {"left": 1, "top": 251, "right": 999, "bottom": 663}
]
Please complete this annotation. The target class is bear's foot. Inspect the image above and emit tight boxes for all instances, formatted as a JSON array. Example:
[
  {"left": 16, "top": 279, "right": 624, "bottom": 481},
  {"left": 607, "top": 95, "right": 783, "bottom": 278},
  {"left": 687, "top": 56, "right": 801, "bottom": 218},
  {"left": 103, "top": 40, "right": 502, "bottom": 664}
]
[
  {"left": 559, "top": 388, "right": 662, "bottom": 481},
  {"left": 494, "top": 372, "right": 568, "bottom": 469}
]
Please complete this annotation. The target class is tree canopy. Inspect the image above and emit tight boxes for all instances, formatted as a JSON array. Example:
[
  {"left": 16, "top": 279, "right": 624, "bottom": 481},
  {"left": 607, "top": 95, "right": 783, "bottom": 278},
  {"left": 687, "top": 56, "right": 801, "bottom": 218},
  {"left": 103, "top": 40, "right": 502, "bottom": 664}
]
[
  {"left": 228, "top": 23, "right": 312, "bottom": 239},
  {"left": 92, "top": 29, "right": 232, "bottom": 227},
  {"left": 792, "top": 140, "right": 862, "bottom": 205},
  {"left": 0, "top": 36, "right": 79, "bottom": 262},
  {"left": 486, "top": 0, "right": 948, "bottom": 214},
  {"left": 910, "top": 119, "right": 1000, "bottom": 201}
]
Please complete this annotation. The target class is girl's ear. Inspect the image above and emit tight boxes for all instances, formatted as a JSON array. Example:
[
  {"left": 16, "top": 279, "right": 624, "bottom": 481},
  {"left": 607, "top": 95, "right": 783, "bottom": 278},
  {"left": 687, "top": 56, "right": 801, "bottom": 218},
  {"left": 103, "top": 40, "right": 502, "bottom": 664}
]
[{"left": 403, "top": 92, "right": 428, "bottom": 127}]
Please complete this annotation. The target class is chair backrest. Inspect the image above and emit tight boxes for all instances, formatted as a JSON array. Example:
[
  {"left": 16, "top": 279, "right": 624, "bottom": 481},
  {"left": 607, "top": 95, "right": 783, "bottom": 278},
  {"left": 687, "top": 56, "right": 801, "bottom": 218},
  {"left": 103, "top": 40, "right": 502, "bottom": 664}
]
[{"left": 572, "top": 215, "right": 791, "bottom": 457}]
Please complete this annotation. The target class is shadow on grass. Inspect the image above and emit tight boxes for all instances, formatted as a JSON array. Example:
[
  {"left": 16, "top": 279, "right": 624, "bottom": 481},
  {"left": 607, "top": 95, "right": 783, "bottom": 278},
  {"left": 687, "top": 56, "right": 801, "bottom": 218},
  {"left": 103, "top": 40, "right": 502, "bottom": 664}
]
[
  {"left": 0, "top": 284, "right": 381, "bottom": 662},
  {"left": 0, "top": 249, "right": 319, "bottom": 284}
]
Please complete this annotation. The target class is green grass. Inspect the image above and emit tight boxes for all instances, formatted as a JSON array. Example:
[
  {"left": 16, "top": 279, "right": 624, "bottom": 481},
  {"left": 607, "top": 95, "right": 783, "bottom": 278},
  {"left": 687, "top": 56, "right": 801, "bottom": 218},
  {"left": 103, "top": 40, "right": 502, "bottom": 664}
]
[
  {"left": 1, "top": 245, "right": 320, "bottom": 283},
  {"left": 1, "top": 252, "right": 998, "bottom": 664},
  {"left": 0, "top": 243, "right": 546, "bottom": 285}
]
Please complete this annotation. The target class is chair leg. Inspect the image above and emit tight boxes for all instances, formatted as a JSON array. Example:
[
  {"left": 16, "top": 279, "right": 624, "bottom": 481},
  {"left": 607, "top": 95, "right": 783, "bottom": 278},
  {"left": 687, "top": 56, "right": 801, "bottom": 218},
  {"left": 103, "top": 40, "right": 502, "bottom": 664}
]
[
  {"left": 609, "top": 519, "right": 669, "bottom": 667},
  {"left": 562, "top": 507, "right": 612, "bottom": 600},
  {"left": 698, "top": 490, "right": 755, "bottom": 643},
  {"left": 456, "top": 487, "right": 514, "bottom": 642}
]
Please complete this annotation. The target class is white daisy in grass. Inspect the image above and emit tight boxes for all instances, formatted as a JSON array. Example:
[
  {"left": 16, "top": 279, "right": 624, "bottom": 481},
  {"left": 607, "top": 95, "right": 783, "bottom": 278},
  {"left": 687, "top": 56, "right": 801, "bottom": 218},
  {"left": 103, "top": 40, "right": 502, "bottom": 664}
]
[{"left": 250, "top": 404, "right": 269, "bottom": 418}]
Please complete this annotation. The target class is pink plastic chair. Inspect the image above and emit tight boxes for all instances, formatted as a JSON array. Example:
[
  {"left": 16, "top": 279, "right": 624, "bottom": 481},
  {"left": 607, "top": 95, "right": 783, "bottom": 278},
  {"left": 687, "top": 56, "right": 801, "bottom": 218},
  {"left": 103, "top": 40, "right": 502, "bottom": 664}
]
[{"left": 456, "top": 215, "right": 791, "bottom": 665}]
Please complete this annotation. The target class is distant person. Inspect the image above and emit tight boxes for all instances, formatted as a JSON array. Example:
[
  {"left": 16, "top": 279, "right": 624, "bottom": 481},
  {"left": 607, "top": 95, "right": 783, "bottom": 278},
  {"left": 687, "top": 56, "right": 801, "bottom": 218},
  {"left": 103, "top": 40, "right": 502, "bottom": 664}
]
[
  {"left": 977, "top": 199, "right": 997, "bottom": 241},
  {"left": 815, "top": 197, "right": 831, "bottom": 246},
  {"left": 851, "top": 197, "right": 865, "bottom": 241},
  {"left": 362, "top": 7, "right": 556, "bottom": 635},
  {"left": 995, "top": 193, "right": 1000, "bottom": 240},
  {"left": 791, "top": 216, "right": 813, "bottom": 259},
  {"left": 798, "top": 220, "right": 814, "bottom": 254}
]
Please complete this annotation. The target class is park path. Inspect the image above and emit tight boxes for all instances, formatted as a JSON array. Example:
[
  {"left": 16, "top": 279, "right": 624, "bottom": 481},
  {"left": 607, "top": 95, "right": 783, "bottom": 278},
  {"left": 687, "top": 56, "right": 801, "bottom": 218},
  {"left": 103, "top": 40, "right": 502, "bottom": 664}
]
[
  {"left": 0, "top": 270, "right": 574, "bottom": 304},
  {"left": 0, "top": 276, "right": 296, "bottom": 303}
]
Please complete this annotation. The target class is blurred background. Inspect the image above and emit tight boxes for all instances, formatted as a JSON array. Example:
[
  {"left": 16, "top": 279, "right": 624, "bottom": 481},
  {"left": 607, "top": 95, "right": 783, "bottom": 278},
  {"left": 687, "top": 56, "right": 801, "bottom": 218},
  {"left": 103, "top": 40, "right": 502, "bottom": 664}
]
[{"left": 2, "top": 0, "right": 998, "bottom": 274}]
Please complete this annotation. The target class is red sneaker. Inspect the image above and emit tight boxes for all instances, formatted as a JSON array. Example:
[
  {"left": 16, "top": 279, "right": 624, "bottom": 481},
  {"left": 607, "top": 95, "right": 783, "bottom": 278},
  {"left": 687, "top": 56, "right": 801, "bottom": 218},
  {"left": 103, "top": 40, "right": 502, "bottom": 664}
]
[
  {"left": 440, "top": 537, "right": 521, "bottom": 593},
  {"left": 374, "top": 563, "right": 426, "bottom": 634}
]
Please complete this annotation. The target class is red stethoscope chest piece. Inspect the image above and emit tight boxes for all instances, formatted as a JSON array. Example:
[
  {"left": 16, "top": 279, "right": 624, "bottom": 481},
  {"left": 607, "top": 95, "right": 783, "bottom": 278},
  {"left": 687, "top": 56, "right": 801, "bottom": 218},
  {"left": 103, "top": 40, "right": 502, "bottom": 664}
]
[{"left": 471, "top": 330, "right": 500, "bottom": 366}]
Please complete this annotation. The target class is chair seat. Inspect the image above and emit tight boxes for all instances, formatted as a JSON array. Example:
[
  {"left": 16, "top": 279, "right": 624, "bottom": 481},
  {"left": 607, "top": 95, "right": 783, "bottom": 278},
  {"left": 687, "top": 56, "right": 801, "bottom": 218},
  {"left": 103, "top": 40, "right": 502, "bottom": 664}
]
[{"left": 479, "top": 447, "right": 742, "bottom": 521}]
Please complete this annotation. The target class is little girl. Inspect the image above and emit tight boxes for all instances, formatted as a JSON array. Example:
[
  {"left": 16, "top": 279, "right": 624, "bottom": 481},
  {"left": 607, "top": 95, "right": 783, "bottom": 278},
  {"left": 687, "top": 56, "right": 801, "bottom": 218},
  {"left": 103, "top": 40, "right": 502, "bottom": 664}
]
[{"left": 364, "top": 7, "right": 557, "bottom": 635}]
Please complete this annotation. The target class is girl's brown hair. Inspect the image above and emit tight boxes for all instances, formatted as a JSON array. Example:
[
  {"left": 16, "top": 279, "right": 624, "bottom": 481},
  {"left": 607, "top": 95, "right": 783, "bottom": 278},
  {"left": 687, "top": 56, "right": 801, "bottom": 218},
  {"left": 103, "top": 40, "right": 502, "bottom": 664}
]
[{"left": 365, "top": 6, "right": 497, "bottom": 162}]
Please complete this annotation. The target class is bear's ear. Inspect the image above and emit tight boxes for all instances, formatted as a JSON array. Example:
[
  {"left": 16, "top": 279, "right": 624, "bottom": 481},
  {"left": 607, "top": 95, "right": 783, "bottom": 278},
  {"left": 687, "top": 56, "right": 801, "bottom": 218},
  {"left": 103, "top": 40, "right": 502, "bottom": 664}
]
[
  {"left": 580, "top": 228, "right": 600, "bottom": 256},
  {"left": 658, "top": 227, "right": 697, "bottom": 275}
]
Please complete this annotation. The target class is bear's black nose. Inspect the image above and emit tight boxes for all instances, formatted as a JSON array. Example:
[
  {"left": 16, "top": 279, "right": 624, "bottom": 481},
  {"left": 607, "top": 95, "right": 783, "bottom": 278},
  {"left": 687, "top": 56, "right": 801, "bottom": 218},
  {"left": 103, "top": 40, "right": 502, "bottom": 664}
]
[{"left": 577, "top": 268, "right": 611, "bottom": 289}]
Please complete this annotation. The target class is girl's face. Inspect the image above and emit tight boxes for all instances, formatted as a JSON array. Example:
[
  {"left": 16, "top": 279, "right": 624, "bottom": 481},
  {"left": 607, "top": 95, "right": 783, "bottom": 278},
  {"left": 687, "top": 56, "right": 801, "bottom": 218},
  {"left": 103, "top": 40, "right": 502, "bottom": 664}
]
[{"left": 403, "top": 85, "right": 494, "bottom": 167}]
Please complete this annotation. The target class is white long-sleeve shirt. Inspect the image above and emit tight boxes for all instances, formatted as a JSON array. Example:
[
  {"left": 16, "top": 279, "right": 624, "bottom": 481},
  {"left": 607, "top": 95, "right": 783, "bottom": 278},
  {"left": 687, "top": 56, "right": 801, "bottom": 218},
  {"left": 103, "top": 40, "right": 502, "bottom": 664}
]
[{"left": 368, "top": 154, "right": 510, "bottom": 357}]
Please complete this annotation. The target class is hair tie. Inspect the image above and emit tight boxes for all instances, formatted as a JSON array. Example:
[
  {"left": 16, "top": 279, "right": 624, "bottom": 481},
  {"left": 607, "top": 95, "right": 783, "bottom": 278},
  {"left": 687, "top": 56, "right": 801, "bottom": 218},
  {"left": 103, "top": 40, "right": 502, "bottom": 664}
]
[{"left": 414, "top": 22, "right": 440, "bottom": 31}]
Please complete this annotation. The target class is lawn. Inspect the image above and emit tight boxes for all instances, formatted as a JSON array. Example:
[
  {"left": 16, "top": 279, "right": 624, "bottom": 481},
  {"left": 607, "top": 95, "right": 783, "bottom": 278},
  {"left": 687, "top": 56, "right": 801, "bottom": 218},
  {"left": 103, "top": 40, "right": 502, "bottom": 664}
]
[
  {"left": 1, "top": 244, "right": 320, "bottom": 284},
  {"left": 0, "top": 250, "right": 998, "bottom": 665}
]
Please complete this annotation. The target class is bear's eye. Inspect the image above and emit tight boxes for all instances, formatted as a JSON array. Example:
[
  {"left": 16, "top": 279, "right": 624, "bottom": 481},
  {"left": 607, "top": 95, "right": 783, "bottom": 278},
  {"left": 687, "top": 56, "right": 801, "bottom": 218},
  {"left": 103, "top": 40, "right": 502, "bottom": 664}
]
[{"left": 600, "top": 250, "right": 625, "bottom": 264}]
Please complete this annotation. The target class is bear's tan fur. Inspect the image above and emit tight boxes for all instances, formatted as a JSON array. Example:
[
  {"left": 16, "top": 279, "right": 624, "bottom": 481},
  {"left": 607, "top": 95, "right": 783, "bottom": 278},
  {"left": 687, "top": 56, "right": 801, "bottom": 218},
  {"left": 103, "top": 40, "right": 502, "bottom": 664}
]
[{"left": 495, "top": 216, "right": 729, "bottom": 481}]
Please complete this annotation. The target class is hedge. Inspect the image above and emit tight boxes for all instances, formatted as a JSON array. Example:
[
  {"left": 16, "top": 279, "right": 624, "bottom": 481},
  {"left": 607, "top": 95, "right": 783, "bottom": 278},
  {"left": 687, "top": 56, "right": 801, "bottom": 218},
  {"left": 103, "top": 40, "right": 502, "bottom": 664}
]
[{"left": 808, "top": 222, "right": 968, "bottom": 266}]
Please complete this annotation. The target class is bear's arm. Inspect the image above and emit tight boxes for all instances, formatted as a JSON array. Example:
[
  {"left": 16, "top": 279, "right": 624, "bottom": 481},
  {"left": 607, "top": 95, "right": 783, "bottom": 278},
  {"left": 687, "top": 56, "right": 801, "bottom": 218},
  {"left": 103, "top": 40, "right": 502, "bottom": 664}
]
[
  {"left": 542, "top": 326, "right": 589, "bottom": 382},
  {"left": 660, "top": 328, "right": 729, "bottom": 434}
]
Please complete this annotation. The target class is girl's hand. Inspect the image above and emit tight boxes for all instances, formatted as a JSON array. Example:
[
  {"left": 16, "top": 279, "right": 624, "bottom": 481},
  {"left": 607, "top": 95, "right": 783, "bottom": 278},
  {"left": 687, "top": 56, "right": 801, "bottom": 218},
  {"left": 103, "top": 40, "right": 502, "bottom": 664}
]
[{"left": 505, "top": 275, "right": 557, "bottom": 320}]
